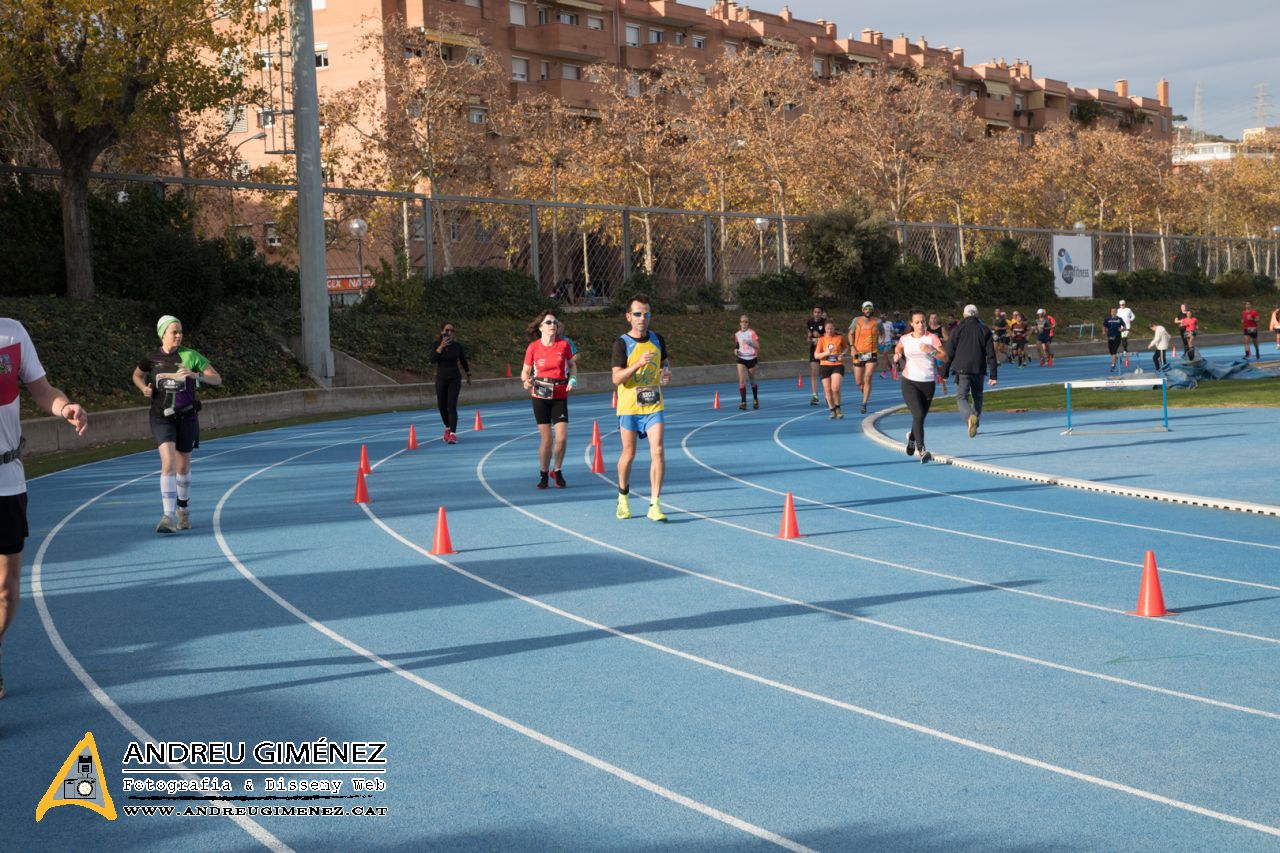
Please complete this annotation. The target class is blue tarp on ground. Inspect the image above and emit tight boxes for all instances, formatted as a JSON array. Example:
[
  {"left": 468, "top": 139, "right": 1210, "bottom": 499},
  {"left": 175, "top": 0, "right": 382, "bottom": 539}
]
[{"left": 1159, "top": 356, "right": 1265, "bottom": 388}]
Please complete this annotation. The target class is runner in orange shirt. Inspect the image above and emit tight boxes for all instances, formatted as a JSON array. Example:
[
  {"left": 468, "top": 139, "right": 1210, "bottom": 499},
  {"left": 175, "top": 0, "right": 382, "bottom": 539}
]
[
  {"left": 815, "top": 319, "right": 849, "bottom": 419},
  {"left": 846, "top": 301, "right": 880, "bottom": 414}
]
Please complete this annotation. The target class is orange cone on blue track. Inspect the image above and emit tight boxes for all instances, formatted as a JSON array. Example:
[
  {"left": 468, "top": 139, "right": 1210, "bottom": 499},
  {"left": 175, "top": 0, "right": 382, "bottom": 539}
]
[
  {"left": 407, "top": 424, "right": 418, "bottom": 450},
  {"left": 590, "top": 441, "right": 606, "bottom": 474},
  {"left": 353, "top": 467, "right": 369, "bottom": 503},
  {"left": 430, "top": 506, "right": 455, "bottom": 555},
  {"left": 797, "top": 374, "right": 803, "bottom": 389},
  {"left": 590, "top": 419, "right": 601, "bottom": 447},
  {"left": 778, "top": 492, "right": 801, "bottom": 539},
  {"left": 359, "top": 444, "right": 371, "bottom": 474},
  {"left": 505, "top": 363, "right": 512, "bottom": 378},
  {"left": 1124, "top": 353, "right": 1130, "bottom": 368},
  {"left": 473, "top": 410, "right": 484, "bottom": 431},
  {"left": 713, "top": 391, "right": 720, "bottom": 409},
  {"left": 1129, "top": 550, "right": 1173, "bottom": 617}
]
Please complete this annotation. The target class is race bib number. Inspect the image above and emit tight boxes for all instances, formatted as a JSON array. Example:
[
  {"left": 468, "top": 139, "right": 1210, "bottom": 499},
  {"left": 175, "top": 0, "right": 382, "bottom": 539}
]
[
  {"left": 856, "top": 352, "right": 875, "bottom": 363},
  {"left": 636, "top": 387, "right": 660, "bottom": 406},
  {"left": 531, "top": 379, "right": 555, "bottom": 400},
  {"left": 157, "top": 376, "right": 185, "bottom": 392}
]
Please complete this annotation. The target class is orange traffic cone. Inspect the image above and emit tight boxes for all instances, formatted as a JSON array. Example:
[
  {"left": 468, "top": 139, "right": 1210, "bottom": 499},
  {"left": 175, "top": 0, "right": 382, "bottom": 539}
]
[
  {"left": 713, "top": 391, "right": 720, "bottom": 409},
  {"left": 797, "top": 374, "right": 803, "bottom": 389},
  {"left": 590, "top": 419, "right": 601, "bottom": 447},
  {"left": 407, "top": 425, "right": 418, "bottom": 450},
  {"left": 590, "top": 441, "right": 606, "bottom": 474},
  {"left": 1124, "top": 353, "right": 1130, "bottom": 368},
  {"left": 1171, "top": 344, "right": 1178, "bottom": 358},
  {"left": 353, "top": 467, "right": 369, "bottom": 503},
  {"left": 430, "top": 506, "right": 455, "bottom": 555},
  {"left": 1129, "top": 550, "right": 1173, "bottom": 617},
  {"left": 473, "top": 410, "right": 484, "bottom": 431},
  {"left": 505, "top": 363, "right": 512, "bottom": 378},
  {"left": 611, "top": 391, "right": 618, "bottom": 408},
  {"left": 778, "top": 492, "right": 801, "bottom": 539},
  {"left": 359, "top": 444, "right": 372, "bottom": 475}
]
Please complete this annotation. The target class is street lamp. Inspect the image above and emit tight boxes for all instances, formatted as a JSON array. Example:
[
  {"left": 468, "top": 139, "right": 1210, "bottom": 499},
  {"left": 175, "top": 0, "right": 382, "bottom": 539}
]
[
  {"left": 753, "top": 217, "right": 770, "bottom": 273},
  {"left": 1073, "top": 221, "right": 1086, "bottom": 232},
  {"left": 1272, "top": 225, "right": 1280, "bottom": 277},
  {"left": 348, "top": 217, "right": 369, "bottom": 294}
]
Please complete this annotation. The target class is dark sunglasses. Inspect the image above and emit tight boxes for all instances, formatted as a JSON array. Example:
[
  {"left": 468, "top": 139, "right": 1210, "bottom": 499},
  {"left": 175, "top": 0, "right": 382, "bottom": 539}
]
[
  {"left": 542, "top": 319, "right": 557, "bottom": 325},
  {"left": 630, "top": 311, "right": 651, "bottom": 318}
]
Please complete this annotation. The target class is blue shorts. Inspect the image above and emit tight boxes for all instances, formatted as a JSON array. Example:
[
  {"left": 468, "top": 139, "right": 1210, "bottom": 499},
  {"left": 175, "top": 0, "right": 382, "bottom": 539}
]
[{"left": 618, "top": 411, "right": 665, "bottom": 439}]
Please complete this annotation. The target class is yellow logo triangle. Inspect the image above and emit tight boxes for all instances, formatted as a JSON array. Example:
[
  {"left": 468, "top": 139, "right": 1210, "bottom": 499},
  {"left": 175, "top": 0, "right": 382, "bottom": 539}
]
[{"left": 35, "top": 731, "right": 117, "bottom": 822}]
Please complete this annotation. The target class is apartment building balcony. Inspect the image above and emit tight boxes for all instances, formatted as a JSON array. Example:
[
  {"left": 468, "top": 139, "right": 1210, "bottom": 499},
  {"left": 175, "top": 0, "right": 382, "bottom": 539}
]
[
  {"left": 536, "top": 77, "right": 601, "bottom": 107},
  {"left": 619, "top": 0, "right": 710, "bottom": 29},
  {"left": 620, "top": 43, "right": 660, "bottom": 68},
  {"left": 510, "top": 21, "right": 613, "bottom": 63}
]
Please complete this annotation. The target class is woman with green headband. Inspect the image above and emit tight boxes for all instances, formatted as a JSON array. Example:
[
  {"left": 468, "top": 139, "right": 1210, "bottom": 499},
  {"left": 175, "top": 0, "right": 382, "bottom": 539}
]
[{"left": 131, "top": 316, "right": 222, "bottom": 534}]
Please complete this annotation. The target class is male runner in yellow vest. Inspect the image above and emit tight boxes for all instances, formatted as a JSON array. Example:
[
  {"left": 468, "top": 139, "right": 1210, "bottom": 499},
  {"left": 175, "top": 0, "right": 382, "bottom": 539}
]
[{"left": 612, "top": 294, "right": 671, "bottom": 522}]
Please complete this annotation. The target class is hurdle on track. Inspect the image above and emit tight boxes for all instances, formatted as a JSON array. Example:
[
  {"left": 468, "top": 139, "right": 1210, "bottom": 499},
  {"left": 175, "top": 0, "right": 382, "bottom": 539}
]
[{"left": 1062, "top": 376, "right": 1170, "bottom": 434}]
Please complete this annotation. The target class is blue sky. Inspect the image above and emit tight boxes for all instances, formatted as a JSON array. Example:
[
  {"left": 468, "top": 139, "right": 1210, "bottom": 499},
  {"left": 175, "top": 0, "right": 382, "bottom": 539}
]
[{"left": 788, "top": 0, "right": 1278, "bottom": 138}]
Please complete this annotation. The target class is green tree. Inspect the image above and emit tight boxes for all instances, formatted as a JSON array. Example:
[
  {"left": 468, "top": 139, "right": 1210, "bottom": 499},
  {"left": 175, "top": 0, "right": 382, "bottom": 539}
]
[
  {"left": 0, "top": 0, "right": 267, "bottom": 298},
  {"left": 796, "top": 196, "right": 899, "bottom": 303}
]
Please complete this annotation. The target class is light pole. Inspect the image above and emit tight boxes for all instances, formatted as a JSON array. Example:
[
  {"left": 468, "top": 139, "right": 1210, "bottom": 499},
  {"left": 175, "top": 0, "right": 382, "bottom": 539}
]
[
  {"left": 1272, "top": 225, "right": 1280, "bottom": 277},
  {"left": 348, "top": 217, "right": 369, "bottom": 297},
  {"left": 753, "top": 217, "right": 770, "bottom": 273}
]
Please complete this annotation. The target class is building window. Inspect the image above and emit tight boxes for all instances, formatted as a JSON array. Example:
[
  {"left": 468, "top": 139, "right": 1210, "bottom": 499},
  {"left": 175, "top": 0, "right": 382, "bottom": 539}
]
[
  {"left": 224, "top": 106, "right": 247, "bottom": 134},
  {"left": 627, "top": 75, "right": 641, "bottom": 98},
  {"left": 563, "top": 64, "right": 580, "bottom": 80},
  {"left": 724, "top": 42, "right": 737, "bottom": 55},
  {"left": 257, "top": 109, "right": 275, "bottom": 129},
  {"left": 1015, "top": 94, "right": 1024, "bottom": 111},
  {"left": 438, "top": 44, "right": 454, "bottom": 61},
  {"left": 468, "top": 107, "right": 488, "bottom": 124},
  {"left": 314, "top": 43, "right": 329, "bottom": 68},
  {"left": 232, "top": 160, "right": 251, "bottom": 180},
  {"left": 692, "top": 35, "right": 705, "bottom": 49},
  {"left": 466, "top": 52, "right": 482, "bottom": 65},
  {"left": 968, "top": 88, "right": 978, "bottom": 99},
  {"left": 537, "top": 6, "right": 548, "bottom": 24},
  {"left": 512, "top": 57, "right": 529, "bottom": 81},
  {"left": 587, "top": 15, "right": 603, "bottom": 30},
  {"left": 648, "top": 28, "right": 663, "bottom": 44},
  {"left": 812, "top": 57, "right": 824, "bottom": 77},
  {"left": 1017, "top": 132, "right": 1026, "bottom": 145},
  {"left": 674, "top": 31, "right": 685, "bottom": 45},
  {"left": 558, "top": 11, "right": 577, "bottom": 25},
  {"left": 265, "top": 223, "right": 281, "bottom": 248},
  {"left": 464, "top": 0, "right": 481, "bottom": 6},
  {"left": 509, "top": 2, "right": 525, "bottom": 25},
  {"left": 539, "top": 60, "right": 550, "bottom": 79},
  {"left": 625, "top": 24, "right": 640, "bottom": 46}
]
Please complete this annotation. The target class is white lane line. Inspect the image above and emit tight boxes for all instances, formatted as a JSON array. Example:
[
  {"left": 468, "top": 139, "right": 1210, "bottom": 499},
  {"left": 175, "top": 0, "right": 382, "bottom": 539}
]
[
  {"left": 672, "top": 414, "right": 1280, "bottom": 646},
  {"left": 211, "top": 438, "right": 816, "bottom": 853},
  {"left": 29, "top": 429, "right": 354, "bottom": 853},
  {"left": 330, "top": 435, "right": 1280, "bottom": 840},
  {"left": 774, "top": 409, "right": 1280, "bottom": 552}
]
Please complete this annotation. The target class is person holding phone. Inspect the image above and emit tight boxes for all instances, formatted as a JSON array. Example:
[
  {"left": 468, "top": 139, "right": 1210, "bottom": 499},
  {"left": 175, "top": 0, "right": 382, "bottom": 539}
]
[
  {"left": 430, "top": 321, "right": 470, "bottom": 444},
  {"left": 522, "top": 311, "right": 576, "bottom": 489},
  {"left": 132, "top": 315, "right": 221, "bottom": 533}
]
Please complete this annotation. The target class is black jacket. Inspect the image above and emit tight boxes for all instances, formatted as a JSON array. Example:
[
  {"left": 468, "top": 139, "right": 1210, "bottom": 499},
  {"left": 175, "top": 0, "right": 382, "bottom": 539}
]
[{"left": 944, "top": 317, "right": 997, "bottom": 379}]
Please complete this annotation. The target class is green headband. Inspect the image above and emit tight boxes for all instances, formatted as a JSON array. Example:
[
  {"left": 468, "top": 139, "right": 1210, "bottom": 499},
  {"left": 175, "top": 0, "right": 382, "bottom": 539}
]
[{"left": 157, "top": 315, "right": 180, "bottom": 339}]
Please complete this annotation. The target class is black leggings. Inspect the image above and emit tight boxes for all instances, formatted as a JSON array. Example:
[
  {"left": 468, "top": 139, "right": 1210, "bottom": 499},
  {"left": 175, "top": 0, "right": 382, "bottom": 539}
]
[
  {"left": 1153, "top": 350, "right": 1167, "bottom": 370},
  {"left": 900, "top": 377, "right": 936, "bottom": 450},
  {"left": 436, "top": 376, "right": 462, "bottom": 431}
]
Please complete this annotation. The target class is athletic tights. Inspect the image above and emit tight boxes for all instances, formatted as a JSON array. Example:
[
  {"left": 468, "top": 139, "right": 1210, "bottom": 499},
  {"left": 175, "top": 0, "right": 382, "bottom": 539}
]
[
  {"left": 436, "top": 376, "right": 461, "bottom": 431},
  {"left": 900, "top": 377, "right": 936, "bottom": 451}
]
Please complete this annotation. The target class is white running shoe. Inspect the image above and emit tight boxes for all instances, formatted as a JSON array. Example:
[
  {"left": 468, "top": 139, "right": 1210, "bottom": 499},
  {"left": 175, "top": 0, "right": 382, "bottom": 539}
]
[
  {"left": 156, "top": 515, "right": 177, "bottom": 534},
  {"left": 176, "top": 508, "right": 191, "bottom": 530}
]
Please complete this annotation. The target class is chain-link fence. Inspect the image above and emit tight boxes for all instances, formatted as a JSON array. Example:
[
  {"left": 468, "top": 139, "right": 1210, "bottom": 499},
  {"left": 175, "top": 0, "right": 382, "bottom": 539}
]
[{"left": 5, "top": 166, "right": 1278, "bottom": 309}]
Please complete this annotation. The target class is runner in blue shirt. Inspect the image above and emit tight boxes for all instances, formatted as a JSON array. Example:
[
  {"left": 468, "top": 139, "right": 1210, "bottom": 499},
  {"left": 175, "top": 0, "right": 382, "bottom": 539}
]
[{"left": 1103, "top": 308, "right": 1127, "bottom": 373}]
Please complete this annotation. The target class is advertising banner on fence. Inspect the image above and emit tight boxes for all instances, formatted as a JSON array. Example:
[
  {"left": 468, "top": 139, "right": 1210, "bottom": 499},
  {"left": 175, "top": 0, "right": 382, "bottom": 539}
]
[{"left": 1052, "top": 235, "right": 1093, "bottom": 298}]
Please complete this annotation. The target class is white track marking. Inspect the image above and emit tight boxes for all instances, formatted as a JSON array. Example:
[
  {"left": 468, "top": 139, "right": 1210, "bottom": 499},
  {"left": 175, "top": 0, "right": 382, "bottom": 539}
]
[
  {"left": 773, "top": 409, "right": 1280, "bottom": 552},
  {"left": 211, "top": 443, "right": 817, "bottom": 853},
  {"left": 309, "top": 435, "right": 1280, "bottom": 840},
  {"left": 671, "top": 415, "right": 1280, "bottom": 646},
  {"left": 28, "top": 430, "right": 354, "bottom": 853}
]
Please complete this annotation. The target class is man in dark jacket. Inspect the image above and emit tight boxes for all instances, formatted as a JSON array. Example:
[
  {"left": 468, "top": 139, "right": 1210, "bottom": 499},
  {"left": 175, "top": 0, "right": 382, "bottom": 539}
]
[{"left": 944, "top": 304, "right": 998, "bottom": 437}]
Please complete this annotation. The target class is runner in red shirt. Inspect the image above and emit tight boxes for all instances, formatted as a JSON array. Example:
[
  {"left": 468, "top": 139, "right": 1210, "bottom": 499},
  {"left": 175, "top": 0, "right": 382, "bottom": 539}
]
[
  {"left": 521, "top": 311, "right": 577, "bottom": 489},
  {"left": 1242, "top": 301, "right": 1260, "bottom": 360}
]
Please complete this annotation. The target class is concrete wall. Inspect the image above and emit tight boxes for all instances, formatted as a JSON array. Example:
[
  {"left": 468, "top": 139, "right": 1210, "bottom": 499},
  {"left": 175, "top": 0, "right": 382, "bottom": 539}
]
[{"left": 19, "top": 333, "right": 1244, "bottom": 457}]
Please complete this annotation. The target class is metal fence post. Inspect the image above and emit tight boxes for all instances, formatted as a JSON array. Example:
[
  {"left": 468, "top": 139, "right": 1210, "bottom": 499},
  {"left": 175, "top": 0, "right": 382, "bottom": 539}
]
[
  {"left": 621, "top": 209, "right": 632, "bottom": 282},
  {"left": 529, "top": 203, "right": 541, "bottom": 289},
  {"left": 421, "top": 198, "right": 434, "bottom": 280},
  {"left": 703, "top": 214, "right": 714, "bottom": 284},
  {"left": 775, "top": 220, "right": 784, "bottom": 273}
]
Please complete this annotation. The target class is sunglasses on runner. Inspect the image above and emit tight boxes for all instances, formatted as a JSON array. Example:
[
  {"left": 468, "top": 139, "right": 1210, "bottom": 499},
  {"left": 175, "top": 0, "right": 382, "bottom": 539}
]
[
  {"left": 542, "top": 319, "right": 557, "bottom": 325},
  {"left": 630, "top": 311, "right": 651, "bottom": 318}
]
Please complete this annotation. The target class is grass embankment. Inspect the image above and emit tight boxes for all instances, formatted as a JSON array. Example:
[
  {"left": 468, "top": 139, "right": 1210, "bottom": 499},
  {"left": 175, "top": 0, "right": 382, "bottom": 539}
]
[{"left": 930, "top": 375, "right": 1280, "bottom": 413}]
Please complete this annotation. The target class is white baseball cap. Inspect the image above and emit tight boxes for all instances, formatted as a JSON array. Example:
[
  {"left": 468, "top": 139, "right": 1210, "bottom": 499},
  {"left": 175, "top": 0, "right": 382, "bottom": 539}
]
[
  {"left": 862, "top": 301, "right": 874, "bottom": 309},
  {"left": 1037, "top": 308, "right": 1046, "bottom": 315},
  {"left": 1119, "top": 299, "right": 1126, "bottom": 305}
]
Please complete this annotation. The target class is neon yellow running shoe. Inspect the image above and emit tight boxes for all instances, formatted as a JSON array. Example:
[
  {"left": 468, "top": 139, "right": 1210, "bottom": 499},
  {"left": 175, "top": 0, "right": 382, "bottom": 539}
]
[
  {"left": 616, "top": 493, "right": 632, "bottom": 520},
  {"left": 647, "top": 500, "right": 668, "bottom": 522}
]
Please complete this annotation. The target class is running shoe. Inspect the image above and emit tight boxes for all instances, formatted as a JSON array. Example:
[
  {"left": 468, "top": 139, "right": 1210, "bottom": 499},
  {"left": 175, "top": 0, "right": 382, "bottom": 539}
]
[
  {"left": 647, "top": 500, "right": 668, "bottom": 522},
  {"left": 553, "top": 469, "right": 566, "bottom": 488},
  {"left": 835, "top": 407, "right": 844, "bottom": 419},
  {"left": 155, "top": 515, "right": 176, "bottom": 534},
  {"left": 443, "top": 427, "right": 451, "bottom": 443},
  {"left": 809, "top": 395, "right": 819, "bottom": 406},
  {"left": 616, "top": 493, "right": 632, "bottom": 519},
  {"left": 753, "top": 400, "right": 759, "bottom": 410},
  {"left": 446, "top": 430, "right": 457, "bottom": 444},
  {"left": 920, "top": 450, "right": 933, "bottom": 464},
  {"left": 828, "top": 409, "right": 837, "bottom": 419},
  {"left": 1039, "top": 359, "right": 1046, "bottom": 367},
  {"left": 860, "top": 403, "right": 867, "bottom": 414},
  {"left": 536, "top": 473, "right": 549, "bottom": 490},
  {"left": 176, "top": 508, "right": 191, "bottom": 530},
  {"left": 738, "top": 402, "right": 747, "bottom": 410},
  {"left": 905, "top": 433, "right": 916, "bottom": 457},
  {"left": 968, "top": 414, "right": 978, "bottom": 438}
]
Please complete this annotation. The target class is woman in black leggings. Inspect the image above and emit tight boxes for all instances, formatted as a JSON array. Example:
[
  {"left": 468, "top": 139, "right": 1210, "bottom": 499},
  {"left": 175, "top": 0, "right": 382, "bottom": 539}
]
[
  {"left": 430, "top": 322, "right": 470, "bottom": 444},
  {"left": 894, "top": 309, "right": 948, "bottom": 464}
]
